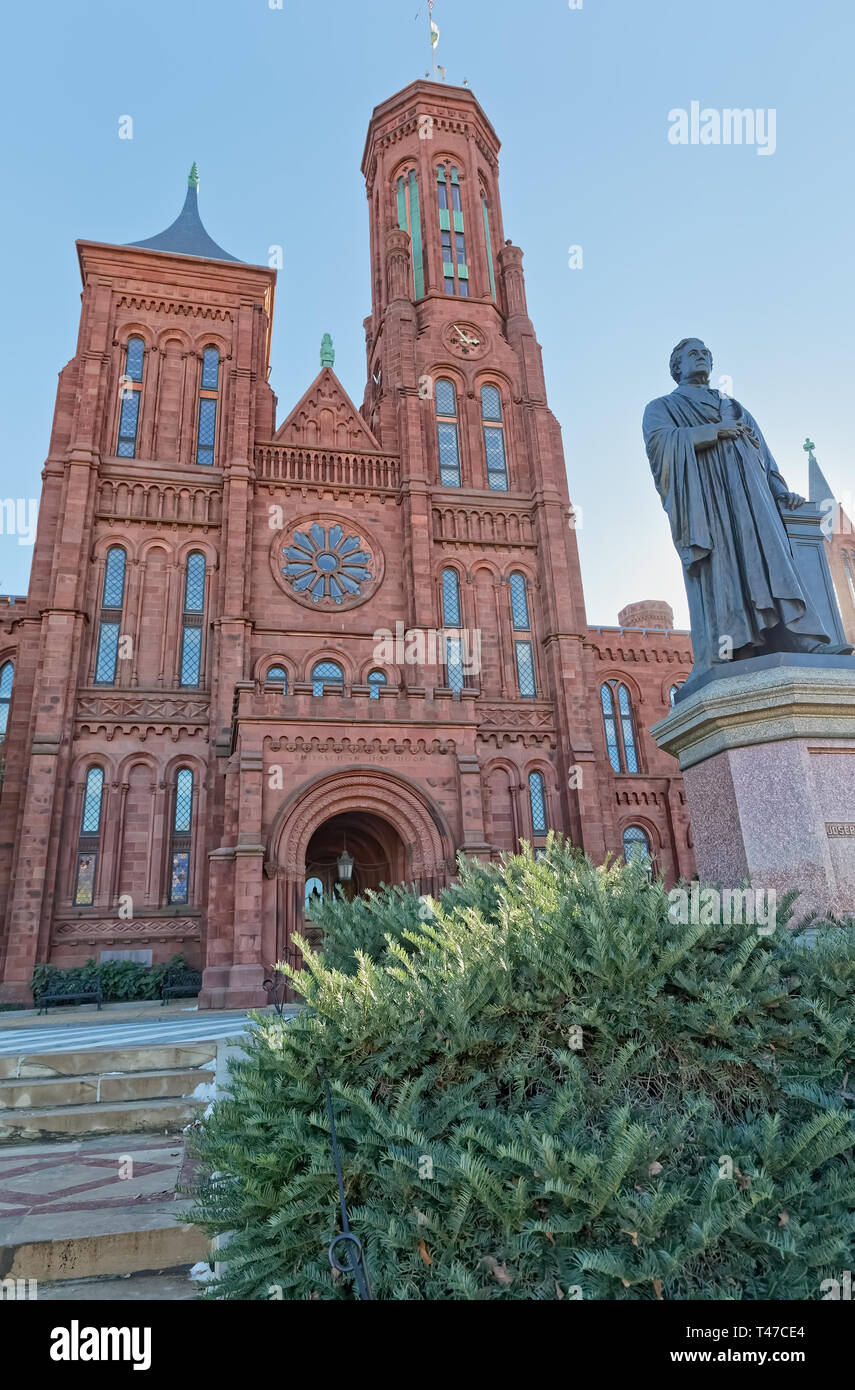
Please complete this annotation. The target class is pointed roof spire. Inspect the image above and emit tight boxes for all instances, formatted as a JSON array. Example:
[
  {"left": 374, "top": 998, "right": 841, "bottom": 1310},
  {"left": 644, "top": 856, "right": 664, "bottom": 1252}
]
[
  {"left": 128, "top": 164, "right": 241, "bottom": 263},
  {"left": 320, "top": 333, "right": 335, "bottom": 368},
  {"left": 804, "top": 436, "right": 836, "bottom": 505}
]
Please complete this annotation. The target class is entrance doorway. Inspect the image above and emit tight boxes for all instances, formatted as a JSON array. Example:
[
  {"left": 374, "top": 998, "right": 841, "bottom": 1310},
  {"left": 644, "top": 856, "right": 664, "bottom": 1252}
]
[{"left": 303, "top": 811, "right": 406, "bottom": 922}]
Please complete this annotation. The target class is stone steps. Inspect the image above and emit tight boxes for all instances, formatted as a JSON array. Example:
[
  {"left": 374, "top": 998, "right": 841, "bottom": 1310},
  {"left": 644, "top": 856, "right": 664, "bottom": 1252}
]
[
  {"left": 0, "top": 1042, "right": 216, "bottom": 1143},
  {"left": 0, "top": 1094, "right": 208, "bottom": 1143},
  {"left": 0, "top": 1042, "right": 217, "bottom": 1079},
  {"left": 0, "top": 1066, "right": 214, "bottom": 1110},
  {"left": 0, "top": 1037, "right": 219, "bottom": 1280},
  {"left": 0, "top": 1198, "right": 208, "bottom": 1282}
]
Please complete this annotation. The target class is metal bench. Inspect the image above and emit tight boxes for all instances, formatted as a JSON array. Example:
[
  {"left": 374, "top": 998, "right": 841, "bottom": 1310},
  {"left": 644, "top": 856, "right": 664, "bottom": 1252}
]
[
  {"left": 160, "top": 967, "right": 203, "bottom": 1004},
  {"left": 35, "top": 976, "right": 103, "bottom": 1015}
]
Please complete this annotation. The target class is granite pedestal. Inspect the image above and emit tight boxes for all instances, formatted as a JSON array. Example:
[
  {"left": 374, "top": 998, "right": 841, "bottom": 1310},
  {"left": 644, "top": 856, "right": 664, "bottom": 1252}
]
[{"left": 651, "top": 655, "right": 855, "bottom": 920}]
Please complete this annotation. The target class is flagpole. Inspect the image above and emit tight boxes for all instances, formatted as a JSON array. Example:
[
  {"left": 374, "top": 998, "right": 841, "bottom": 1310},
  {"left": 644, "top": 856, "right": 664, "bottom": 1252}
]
[{"left": 429, "top": 1, "right": 437, "bottom": 80}]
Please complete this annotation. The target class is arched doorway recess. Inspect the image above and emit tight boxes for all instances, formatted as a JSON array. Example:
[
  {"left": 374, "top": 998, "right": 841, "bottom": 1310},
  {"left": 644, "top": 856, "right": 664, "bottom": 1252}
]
[{"left": 268, "top": 767, "right": 454, "bottom": 964}]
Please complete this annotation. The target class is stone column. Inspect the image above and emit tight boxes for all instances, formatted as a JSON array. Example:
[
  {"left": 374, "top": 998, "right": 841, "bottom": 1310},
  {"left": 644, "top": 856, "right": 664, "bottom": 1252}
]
[
  {"left": 652, "top": 655, "right": 855, "bottom": 919},
  {"left": 224, "top": 747, "right": 267, "bottom": 1007},
  {"left": 456, "top": 753, "right": 491, "bottom": 857}
]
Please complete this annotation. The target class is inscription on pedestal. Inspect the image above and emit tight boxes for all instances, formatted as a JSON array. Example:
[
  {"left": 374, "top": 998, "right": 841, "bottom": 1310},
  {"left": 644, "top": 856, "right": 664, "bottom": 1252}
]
[{"left": 826, "top": 822, "right": 855, "bottom": 838}]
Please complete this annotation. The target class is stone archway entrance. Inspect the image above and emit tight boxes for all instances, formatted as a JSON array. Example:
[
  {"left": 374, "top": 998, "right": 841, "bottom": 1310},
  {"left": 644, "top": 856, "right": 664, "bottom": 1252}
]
[
  {"left": 304, "top": 809, "right": 406, "bottom": 919},
  {"left": 269, "top": 767, "right": 453, "bottom": 965}
]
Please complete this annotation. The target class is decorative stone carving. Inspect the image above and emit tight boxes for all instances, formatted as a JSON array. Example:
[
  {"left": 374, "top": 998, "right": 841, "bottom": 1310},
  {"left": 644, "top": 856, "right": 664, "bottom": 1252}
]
[
  {"left": 53, "top": 918, "right": 201, "bottom": 944},
  {"left": 270, "top": 512, "right": 385, "bottom": 611},
  {"left": 77, "top": 696, "right": 210, "bottom": 720},
  {"left": 478, "top": 705, "right": 554, "bottom": 729}
]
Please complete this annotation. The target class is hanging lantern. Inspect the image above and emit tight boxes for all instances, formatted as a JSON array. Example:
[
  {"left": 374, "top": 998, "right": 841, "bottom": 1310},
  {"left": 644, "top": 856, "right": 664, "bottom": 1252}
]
[{"left": 337, "top": 848, "right": 355, "bottom": 882}]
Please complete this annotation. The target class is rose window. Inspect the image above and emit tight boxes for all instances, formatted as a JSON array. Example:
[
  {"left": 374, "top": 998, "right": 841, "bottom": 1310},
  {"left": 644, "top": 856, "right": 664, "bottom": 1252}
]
[{"left": 281, "top": 523, "right": 373, "bottom": 604}]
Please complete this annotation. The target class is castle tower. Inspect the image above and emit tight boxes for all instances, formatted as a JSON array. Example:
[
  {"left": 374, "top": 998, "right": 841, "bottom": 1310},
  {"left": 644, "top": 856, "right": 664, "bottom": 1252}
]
[
  {"left": 0, "top": 169, "right": 276, "bottom": 1003},
  {"left": 358, "top": 80, "right": 608, "bottom": 857}
]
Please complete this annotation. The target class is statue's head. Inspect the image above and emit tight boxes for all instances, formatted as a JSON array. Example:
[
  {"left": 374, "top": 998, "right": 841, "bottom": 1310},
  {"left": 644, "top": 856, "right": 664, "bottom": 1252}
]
[{"left": 670, "top": 338, "right": 712, "bottom": 384}]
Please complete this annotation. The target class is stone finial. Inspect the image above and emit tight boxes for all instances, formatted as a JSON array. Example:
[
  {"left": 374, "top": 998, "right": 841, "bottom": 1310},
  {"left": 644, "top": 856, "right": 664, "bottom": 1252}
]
[
  {"left": 320, "top": 333, "right": 335, "bottom": 368},
  {"left": 188, "top": 162, "right": 199, "bottom": 189},
  {"left": 498, "top": 241, "right": 528, "bottom": 317}
]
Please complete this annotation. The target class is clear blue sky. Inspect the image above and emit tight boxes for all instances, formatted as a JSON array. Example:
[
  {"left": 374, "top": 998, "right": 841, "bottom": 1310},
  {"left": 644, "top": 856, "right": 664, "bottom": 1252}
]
[{"left": 1, "top": 0, "right": 853, "bottom": 627}]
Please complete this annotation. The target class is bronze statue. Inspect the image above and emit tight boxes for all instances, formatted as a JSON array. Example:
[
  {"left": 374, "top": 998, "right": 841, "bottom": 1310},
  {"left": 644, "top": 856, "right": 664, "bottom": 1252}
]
[{"left": 643, "top": 339, "right": 851, "bottom": 676}]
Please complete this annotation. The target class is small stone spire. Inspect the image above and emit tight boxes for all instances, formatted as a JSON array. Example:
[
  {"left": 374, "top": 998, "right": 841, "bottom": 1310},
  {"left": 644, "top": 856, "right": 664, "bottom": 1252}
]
[
  {"left": 320, "top": 333, "right": 335, "bottom": 368},
  {"left": 804, "top": 436, "right": 835, "bottom": 506}
]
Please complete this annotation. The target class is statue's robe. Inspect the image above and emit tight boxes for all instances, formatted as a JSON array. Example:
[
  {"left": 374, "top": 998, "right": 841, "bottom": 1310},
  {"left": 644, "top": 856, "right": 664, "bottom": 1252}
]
[{"left": 643, "top": 384, "right": 831, "bottom": 673}]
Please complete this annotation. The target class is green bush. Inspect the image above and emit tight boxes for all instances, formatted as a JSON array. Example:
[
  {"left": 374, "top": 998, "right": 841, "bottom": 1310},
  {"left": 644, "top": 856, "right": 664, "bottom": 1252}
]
[
  {"left": 31, "top": 953, "right": 190, "bottom": 1003},
  {"left": 188, "top": 839, "right": 855, "bottom": 1300}
]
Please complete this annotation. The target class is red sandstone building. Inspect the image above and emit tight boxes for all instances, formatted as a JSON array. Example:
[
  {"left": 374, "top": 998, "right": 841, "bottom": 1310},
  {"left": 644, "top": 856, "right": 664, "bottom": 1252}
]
[{"left": 2, "top": 79, "right": 729, "bottom": 1009}]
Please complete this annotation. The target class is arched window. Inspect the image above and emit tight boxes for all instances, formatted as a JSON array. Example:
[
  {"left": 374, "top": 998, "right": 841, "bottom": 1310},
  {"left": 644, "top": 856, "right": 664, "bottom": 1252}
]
[
  {"left": 0, "top": 661, "right": 13, "bottom": 741},
  {"left": 169, "top": 768, "right": 194, "bottom": 905},
  {"left": 441, "top": 568, "right": 462, "bottom": 627},
  {"left": 435, "top": 379, "right": 461, "bottom": 487},
  {"left": 396, "top": 168, "right": 425, "bottom": 299},
  {"left": 623, "top": 825, "right": 652, "bottom": 874},
  {"left": 669, "top": 682, "right": 684, "bottom": 707},
  {"left": 481, "top": 192, "right": 497, "bottom": 301},
  {"left": 617, "top": 683, "right": 639, "bottom": 772},
  {"left": 601, "top": 683, "right": 620, "bottom": 773},
  {"left": 74, "top": 766, "right": 105, "bottom": 905},
  {"left": 196, "top": 347, "right": 220, "bottom": 465},
  {"left": 312, "top": 660, "right": 344, "bottom": 696},
  {"left": 367, "top": 670, "right": 387, "bottom": 700},
  {"left": 436, "top": 164, "right": 468, "bottom": 296},
  {"left": 94, "top": 547, "right": 126, "bottom": 685},
  {"left": 529, "top": 771, "right": 547, "bottom": 836},
  {"left": 266, "top": 666, "right": 287, "bottom": 689},
  {"left": 117, "top": 337, "right": 144, "bottom": 457},
  {"left": 601, "top": 681, "right": 639, "bottom": 773},
  {"left": 509, "top": 572, "right": 536, "bottom": 698},
  {"left": 509, "top": 573, "right": 530, "bottom": 631},
  {"left": 179, "top": 552, "right": 206, "bottom": 687},
  {"left": 304, "top": 876, "right": 324, "bottom": 917},
  {"left": 481, "top": 385, "right": 509, "bottom": 490},
  {"left": 441, "top": 568, "right": 464, "bottom": 692}
]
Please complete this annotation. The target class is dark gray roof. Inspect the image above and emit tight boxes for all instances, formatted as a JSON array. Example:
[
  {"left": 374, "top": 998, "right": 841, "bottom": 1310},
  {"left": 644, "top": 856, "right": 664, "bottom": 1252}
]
[{"left": 128, "top": 165, "right": 241, "bottom": 263}]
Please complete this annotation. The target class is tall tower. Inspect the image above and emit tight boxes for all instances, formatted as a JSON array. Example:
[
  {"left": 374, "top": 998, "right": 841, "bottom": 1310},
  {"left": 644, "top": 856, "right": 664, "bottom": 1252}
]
[
  {"left": 0, "top": 169, "right": 276, "bottom": 1004},
  {"left": 360, "top": 81, "right": 607, "bottom": 855}
]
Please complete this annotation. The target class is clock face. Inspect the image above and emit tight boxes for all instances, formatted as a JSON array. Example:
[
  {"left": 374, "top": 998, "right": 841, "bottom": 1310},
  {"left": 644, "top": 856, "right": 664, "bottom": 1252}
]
[
  {"left": 444, "top": 320, "right": 489, "bottom": 359},
  {"left": 453, "top": 325, "right": 480, "bottom": 347}
]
